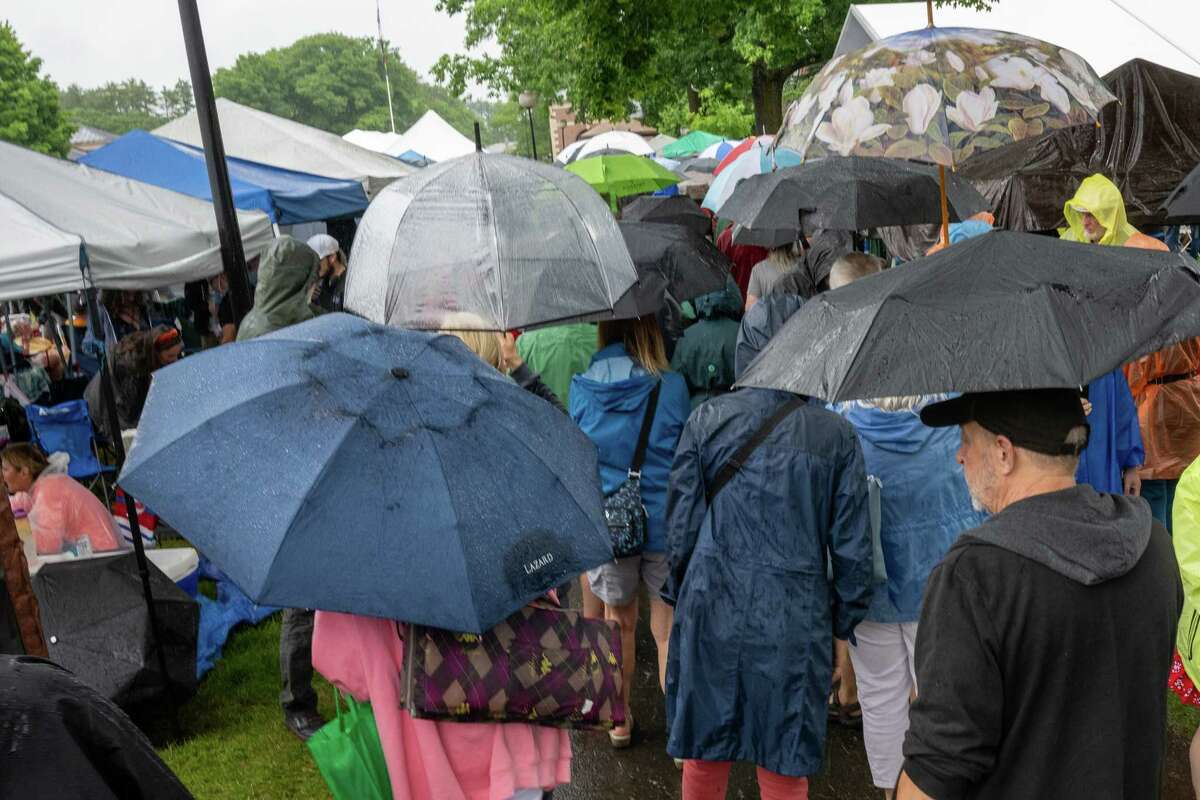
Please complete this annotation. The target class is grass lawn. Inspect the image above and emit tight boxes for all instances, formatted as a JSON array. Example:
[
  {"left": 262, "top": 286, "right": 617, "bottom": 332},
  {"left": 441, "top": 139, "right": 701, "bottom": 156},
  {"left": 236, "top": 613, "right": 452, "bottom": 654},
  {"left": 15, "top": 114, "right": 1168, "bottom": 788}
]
[{"left": 151, "top": 614, "right": 333, "bottom": 800}]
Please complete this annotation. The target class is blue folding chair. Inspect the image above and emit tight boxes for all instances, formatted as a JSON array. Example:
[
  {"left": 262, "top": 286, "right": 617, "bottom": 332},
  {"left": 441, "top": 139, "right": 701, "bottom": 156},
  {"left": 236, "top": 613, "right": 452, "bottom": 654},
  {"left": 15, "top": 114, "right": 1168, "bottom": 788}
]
[{"left": 24, "top": 400, "right": 115, "bottom": 502}]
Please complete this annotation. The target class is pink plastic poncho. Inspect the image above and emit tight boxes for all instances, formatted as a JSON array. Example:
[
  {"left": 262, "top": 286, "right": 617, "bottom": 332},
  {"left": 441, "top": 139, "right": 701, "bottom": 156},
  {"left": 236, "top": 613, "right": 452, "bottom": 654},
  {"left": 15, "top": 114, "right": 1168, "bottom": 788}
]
[
  {"left": 29, "top": 474, "right": 121, "bottom": 556},
  {"left": 312, "top": 611, "right": 571, "bottom": 800}
]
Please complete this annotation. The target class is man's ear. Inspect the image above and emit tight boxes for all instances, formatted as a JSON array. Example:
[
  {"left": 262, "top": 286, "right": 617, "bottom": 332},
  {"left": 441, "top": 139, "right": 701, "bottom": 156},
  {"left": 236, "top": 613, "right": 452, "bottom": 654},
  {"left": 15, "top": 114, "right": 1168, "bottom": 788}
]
[{"left": 994, "top": 434, "right": 1018, "bottom": 476}]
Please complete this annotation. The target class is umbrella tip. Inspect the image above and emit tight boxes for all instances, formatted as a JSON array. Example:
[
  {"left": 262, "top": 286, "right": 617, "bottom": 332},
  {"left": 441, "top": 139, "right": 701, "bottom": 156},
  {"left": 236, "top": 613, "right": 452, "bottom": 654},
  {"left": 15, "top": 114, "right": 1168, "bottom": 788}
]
[{"left": 391, "top": 367, "right": 410, "bottom": 379}]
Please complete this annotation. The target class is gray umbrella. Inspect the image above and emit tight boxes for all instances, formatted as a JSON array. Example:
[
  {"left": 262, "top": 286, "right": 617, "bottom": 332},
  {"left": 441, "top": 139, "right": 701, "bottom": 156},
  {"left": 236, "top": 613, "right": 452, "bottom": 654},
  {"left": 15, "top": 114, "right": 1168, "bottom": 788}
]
[
  {"left": 345, "top": 152, "right": 637, "bottom": 331},
  {"left": 736, "top": 231, "right": 1200, "bottom": 402}
]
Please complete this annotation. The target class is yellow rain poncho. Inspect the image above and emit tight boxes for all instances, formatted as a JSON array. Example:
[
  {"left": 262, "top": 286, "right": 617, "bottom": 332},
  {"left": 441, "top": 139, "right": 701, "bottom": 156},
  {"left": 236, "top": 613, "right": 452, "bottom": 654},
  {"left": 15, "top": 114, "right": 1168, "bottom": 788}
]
[
  {"left": 1173, "top": 456, "right": 1200, "bottom": 683},
  {"left": 1060, "top": 174, "right": 1140, "bottom": 246}
]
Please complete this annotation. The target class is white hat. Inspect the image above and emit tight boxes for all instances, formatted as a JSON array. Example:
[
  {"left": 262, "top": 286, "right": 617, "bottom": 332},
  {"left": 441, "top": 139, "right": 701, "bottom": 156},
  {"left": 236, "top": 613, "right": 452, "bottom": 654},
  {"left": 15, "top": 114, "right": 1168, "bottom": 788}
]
[{"left": 306, "top": 234, "right": 342, "bottom": 261}]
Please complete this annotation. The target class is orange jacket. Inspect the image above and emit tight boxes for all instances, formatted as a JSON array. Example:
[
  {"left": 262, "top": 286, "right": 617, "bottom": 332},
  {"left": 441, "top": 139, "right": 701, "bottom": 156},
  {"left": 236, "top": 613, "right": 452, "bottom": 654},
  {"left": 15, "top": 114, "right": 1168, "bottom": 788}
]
[{"left": 1121, "top": 234, "right": 1200, "bottom": 479}]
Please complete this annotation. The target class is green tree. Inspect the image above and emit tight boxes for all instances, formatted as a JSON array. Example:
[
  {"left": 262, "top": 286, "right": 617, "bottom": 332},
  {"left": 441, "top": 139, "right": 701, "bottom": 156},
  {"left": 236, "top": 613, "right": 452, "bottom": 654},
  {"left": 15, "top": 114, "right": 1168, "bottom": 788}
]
[
  {"left": 211, "top": 32, "right": 483, "bottom": 139},
  {"left": 0, "top": 22, "right": 72, "bottom": 156},
  {"left": 159, "top": 79, "right": 195, "bottom": 120},
  {"left": 435, "top": 0, "right": 995, "bottom": 135},
  {"left": 60, "top": 78, "right": 170, "bottom": 133}
]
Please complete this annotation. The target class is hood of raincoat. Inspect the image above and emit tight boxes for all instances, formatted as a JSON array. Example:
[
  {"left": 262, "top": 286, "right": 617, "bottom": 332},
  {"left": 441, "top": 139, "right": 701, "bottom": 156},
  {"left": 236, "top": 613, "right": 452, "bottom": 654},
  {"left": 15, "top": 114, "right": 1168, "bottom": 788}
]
[
  {"left": 237, "top": 236, "right": 320, "bottom": 341},
  {"left": 837, "top": 400, "right": 984, "bottom": 619},
  {"left": 692, "top": 278, "right": 742, "bottom": 321},
  {"left": 1060, "top": 174, "right": 1138, "bottom": 246},
  {"left": 734, "top": 293, "right": 804, "bottom": 379},
  {"left": 569, "top": 344, "right": 691, "bottom": 552},
  {"left": 968, "top": 484, "right": 1152, "bottom": 585}
]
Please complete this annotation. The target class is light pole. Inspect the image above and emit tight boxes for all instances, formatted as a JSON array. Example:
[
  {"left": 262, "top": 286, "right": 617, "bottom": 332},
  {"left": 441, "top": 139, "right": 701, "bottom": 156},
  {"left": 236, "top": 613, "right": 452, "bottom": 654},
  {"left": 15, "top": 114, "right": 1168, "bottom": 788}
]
[{"left": 518, "top": 91, "right": 538, "bottom": 161}]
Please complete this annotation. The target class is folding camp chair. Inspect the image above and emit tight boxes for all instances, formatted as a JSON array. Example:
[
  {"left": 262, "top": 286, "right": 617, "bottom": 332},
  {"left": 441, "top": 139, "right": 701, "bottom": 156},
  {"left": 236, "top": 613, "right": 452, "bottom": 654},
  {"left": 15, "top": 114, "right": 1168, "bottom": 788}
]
[{"left": 24, "top": 400, "right": 115, "bottom": 504}]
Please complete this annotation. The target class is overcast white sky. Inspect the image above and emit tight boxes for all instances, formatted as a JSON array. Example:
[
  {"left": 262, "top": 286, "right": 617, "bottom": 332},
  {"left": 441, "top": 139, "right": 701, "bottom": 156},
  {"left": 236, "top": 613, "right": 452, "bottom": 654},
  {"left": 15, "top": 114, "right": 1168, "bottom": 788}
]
[{"left": 5, "top": 0, "right": 488, "bottom": 95}]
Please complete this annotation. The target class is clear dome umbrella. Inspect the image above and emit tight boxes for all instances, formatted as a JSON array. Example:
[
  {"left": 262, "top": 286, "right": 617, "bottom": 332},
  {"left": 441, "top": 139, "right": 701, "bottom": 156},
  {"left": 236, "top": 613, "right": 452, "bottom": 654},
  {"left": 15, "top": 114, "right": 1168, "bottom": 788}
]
[{"left": 344, "top": 152, "right": 638, "bottom": 331}]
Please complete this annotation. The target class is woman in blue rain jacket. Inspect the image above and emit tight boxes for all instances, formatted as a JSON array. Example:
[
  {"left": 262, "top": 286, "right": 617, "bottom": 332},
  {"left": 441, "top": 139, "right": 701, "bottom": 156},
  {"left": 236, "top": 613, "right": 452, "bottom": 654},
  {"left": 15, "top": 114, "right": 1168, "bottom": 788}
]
[
  {"left": 662, "top": 301, "right": 872, "bottom": 787},
  {"left": 569, "top": 316, "right": 690, "bottom": 747}
]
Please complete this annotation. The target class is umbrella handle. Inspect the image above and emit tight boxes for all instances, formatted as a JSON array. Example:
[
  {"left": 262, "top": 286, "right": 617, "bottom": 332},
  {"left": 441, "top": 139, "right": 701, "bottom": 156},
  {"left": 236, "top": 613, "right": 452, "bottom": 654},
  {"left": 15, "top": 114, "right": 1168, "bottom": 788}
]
[{"left": 938, "top": 165, "right": 950, "bottom": 247}]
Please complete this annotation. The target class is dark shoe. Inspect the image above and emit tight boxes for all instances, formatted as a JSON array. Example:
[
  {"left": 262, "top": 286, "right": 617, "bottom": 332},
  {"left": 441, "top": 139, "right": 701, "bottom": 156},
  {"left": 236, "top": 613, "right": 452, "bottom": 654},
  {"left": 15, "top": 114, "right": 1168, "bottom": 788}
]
[{"left": 284, "top": 710, "right": 326, "bottom": 741}]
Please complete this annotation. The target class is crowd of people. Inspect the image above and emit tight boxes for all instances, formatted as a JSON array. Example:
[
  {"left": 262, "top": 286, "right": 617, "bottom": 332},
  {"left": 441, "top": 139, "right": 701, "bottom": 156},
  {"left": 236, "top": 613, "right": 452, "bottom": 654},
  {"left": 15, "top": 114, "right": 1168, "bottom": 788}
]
[{"left": 3, "top": 165, "right": 1200, "bottom": 800}]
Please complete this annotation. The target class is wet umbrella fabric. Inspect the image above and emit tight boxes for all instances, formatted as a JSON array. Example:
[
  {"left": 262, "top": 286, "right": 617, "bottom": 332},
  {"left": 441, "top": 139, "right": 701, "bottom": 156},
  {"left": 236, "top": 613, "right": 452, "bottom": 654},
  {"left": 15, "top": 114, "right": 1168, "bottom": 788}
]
[
  {"left": 119, "top": 314, "right": 614, "bottom": 634},
  {"left": 344, "top": 152, "right": 637, "bottom": 331},
  {"left": 719, "top": 157, "right": 988, "bottom": 232},
  {"left": 1162, "top": 162, "right": 1200, "bottom": 223},
  {"left": 603, "top": 222, "right": 732, "bottom": 319},
  {"left": 621, "top": 195, "right": 712, "bottom": 237},
  {"left": 736, "top": 231, "right": 1200, "bottom": 402},
  {"left": 565, "top": 154, "right": 682, "bottom": 211},
  {"left": 31, "top": 553, "right": 198, "bottom": 707}
]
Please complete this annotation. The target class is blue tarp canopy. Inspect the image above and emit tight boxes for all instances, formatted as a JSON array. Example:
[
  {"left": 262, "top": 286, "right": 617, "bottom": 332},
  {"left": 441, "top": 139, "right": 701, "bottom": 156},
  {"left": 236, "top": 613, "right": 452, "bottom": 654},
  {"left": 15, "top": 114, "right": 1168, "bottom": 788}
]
[{"left": 80, "top": 129, "right": 369, "bottom": 224}]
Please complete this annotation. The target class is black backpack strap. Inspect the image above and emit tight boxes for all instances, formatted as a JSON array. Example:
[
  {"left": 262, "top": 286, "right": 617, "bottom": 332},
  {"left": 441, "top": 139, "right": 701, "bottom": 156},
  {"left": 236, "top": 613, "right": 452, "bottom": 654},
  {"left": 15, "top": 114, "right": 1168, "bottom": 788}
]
[
  {"left": 706, "top": 396, "right": 806, "bottom": 503},
  {"left": 628, "top": 382, "right": 661, "bottom": 477}
]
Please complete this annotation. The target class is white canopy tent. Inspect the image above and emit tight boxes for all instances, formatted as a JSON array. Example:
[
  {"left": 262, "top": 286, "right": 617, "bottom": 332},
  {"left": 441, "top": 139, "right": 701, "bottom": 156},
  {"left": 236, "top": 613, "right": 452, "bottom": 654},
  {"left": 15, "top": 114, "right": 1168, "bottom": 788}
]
[
  {"left": 0, "top": 140, "right": 273, "bottom": 300},
  {"left": 343, "top": 129, "right": 407, "bottom": 157},
  {"left": 344, "top": 111, "right": 476, "bottom": 164},
  {"left": 835, "top": 0, "right": 1200, "bottom": 78},
  {"left": 156, "top": 99, "right": 413, "bottom": 198}
]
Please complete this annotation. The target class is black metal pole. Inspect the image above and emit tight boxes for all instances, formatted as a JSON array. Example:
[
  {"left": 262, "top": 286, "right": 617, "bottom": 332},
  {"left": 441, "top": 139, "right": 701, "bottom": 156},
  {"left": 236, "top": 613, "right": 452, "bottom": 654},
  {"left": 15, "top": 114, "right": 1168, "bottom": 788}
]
[
  {"left": 77, "top": 249, "right": 177, "bottom": 727},
  {"left": 525, "top": 107, "right": 538, "bottom": 161},
  {"left": 474, "top": 122, "right": 483, "bottom": 153},
  {"left": 177, "top": 0, "right": 253, "bottom": 326}
]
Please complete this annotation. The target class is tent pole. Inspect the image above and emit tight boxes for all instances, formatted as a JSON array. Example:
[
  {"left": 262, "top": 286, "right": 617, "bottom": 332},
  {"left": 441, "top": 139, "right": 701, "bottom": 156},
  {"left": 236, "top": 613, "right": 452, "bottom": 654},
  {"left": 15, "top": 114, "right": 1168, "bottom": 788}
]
[
  {"left": 64, "top": 294, "right": 79, "bottom": 374},
  {"left": 176, "top": 0, "right": 253, "bottom": 327},
  {"left": 77, "top": 248, "right": 178, "bottom": 731}
]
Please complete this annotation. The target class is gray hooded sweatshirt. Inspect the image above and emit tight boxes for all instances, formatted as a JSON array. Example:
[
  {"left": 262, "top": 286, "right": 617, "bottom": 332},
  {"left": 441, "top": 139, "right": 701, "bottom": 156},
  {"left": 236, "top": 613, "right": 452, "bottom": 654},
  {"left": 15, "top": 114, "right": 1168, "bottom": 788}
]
[{"left": 902, "top": 484, "right": 1181, "bottom": 800}]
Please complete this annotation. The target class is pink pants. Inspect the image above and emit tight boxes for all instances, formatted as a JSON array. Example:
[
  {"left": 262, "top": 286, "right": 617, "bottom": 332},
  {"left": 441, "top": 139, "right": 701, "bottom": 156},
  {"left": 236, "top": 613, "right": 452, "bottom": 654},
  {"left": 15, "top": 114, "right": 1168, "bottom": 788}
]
[{"left": 682, "top": 760, "right": 809, "bottom": 800}]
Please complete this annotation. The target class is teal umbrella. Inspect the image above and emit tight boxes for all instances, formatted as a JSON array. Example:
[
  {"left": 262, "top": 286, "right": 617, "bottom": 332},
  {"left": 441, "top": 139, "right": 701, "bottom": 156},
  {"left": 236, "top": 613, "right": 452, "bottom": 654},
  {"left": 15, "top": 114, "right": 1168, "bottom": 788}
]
[{"left": 662, "top": 131, "right": 725, "bottom": 159}]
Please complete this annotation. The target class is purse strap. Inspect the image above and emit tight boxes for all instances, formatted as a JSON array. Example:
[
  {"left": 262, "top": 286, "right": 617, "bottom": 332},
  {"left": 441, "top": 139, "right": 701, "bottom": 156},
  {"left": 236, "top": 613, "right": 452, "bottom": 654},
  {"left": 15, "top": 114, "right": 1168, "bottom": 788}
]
[
  {"left": 628, "top": 382, "right": 661, "bottom": 479},
  {"left": 705, "top": 395, "right": 806, "bottom": 503}
]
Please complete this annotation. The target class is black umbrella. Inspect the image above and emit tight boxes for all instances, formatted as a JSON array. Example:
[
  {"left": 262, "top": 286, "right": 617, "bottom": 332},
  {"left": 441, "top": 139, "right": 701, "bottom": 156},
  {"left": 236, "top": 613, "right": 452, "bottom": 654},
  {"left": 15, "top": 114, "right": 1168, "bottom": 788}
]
[
  {"left": 731, "top": 224, "right": 796, "bottom": 249},
  {"left": 32, "top": 553, "right": 198, "bottom": 707},
  {"left": 720, "top": 157, "right": 988, "bottom": 234},
  {"left": 736, "top": 231, "right": 1200, "bottom": 402},
  {"left": 621, "top": 195, "right": 711, "bottom": 237},
  {"left": 1161, "top": 162, "right": 1200, "bottom": 223},
  {"left": 602, "top": 222, "right": 731, "bottom": 319}
]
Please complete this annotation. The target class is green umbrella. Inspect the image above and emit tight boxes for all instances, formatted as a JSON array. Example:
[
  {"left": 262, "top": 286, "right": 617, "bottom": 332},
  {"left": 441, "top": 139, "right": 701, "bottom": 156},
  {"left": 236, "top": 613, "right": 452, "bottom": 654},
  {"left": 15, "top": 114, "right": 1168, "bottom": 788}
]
[
  {"left": 565, "top": 154, "right": 681, "bottom": 212},
  {"left": 662, "top": 130, "right": 725, "bottom": 159}
]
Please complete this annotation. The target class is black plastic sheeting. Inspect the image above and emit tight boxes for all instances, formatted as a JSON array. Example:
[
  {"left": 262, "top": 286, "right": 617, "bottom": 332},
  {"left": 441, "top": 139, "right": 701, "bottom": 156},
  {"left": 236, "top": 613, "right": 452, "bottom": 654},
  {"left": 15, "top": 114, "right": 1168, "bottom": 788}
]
[
  {"left": 1163, "top": 162, "right": 1200, "bottom": 222},
  {"left": 32, "top": 553, "right": 198, "bottom": 708},
  {"left": 962, "top": 59, "right": 1200, "bottom": 231},
  {"left": 736, "top": 231, "right": 1200, "bottom": 402},
  {"left": 0, "top": 655, "right": 193, "bottom": 799}
]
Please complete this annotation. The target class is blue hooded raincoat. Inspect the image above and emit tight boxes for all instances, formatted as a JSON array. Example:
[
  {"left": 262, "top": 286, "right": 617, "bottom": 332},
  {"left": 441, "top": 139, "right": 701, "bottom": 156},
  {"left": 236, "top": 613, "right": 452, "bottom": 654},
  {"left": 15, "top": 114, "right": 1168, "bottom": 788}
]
[
  {"left": 1076, "top": 369, "right": 1144, "bottom": 494},
  {"left": 662, "top": 300, "right": 872, "bottom": 776},
  {"left": 569, "top": 344, "right": 691, "bottom": 553},
  {"left": 835, "top": 402, "right": 985, "bottom": 622}
]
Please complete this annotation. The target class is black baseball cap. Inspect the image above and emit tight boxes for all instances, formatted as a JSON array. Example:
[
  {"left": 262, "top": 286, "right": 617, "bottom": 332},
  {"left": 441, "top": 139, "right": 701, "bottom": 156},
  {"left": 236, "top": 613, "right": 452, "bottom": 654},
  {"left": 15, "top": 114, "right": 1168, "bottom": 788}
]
[{"left": 920, "top": 389, "right": 1090, "bottom": 456}]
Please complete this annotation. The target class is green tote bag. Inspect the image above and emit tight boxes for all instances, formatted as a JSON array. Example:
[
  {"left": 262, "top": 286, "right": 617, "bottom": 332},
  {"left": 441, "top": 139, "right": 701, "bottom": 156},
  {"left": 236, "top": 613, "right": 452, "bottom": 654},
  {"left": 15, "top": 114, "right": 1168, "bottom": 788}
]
[{"left": 306, "top": 689, "right": 393, "bottom": 800}]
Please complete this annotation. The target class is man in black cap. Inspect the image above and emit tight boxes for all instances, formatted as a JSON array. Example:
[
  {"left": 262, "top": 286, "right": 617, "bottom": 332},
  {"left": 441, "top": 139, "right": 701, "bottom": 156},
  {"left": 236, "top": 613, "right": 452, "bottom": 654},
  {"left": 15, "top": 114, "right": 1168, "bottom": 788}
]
[{"left": 896, "top": 388, "right": 1181, "bottom": 800}]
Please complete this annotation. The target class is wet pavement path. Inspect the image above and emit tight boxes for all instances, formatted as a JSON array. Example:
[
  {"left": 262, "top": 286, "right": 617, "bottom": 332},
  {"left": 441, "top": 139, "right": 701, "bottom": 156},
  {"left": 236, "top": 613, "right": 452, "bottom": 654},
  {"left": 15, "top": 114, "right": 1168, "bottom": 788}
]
[{"left": 558, "top": 587, "right": 1197, "bottom": 799}]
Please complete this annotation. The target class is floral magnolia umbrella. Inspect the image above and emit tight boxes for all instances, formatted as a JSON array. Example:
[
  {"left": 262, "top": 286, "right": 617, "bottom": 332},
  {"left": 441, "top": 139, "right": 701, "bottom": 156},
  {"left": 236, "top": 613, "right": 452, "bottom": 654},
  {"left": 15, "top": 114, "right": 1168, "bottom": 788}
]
[{"left": 774, "top": 27, "right": 1116, "bottom": 169}]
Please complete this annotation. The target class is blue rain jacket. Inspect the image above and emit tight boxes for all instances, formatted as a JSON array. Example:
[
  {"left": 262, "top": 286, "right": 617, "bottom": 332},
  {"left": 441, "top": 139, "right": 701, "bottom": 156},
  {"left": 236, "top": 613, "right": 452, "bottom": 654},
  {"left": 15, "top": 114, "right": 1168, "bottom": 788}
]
[
  {"left": 663, "top": 303, "right": 871, "bottom": 776},
  {"left": 569, "top": 344, "right": 690, "bottom": 553},
  {"left": 836, "top": 402, "right": 985, "bottom": 623},
  {"left": 1076, "top": 369, "right": 1144, "bottom": 494}
]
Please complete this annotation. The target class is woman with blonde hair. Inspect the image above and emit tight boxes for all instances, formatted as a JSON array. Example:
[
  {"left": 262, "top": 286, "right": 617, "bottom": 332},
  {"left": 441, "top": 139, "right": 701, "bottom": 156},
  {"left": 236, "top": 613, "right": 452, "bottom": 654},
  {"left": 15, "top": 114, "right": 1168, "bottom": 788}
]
[{"left": 569, "top": 315, "right": 691, "bottom": 747}]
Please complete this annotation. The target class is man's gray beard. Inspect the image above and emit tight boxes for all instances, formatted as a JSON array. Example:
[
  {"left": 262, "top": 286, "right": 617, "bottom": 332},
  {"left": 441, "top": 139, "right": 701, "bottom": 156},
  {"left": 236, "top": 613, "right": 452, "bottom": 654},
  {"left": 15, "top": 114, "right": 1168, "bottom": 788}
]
[{"left": 970, "top": 492, "right": 987, "bottom": 513}]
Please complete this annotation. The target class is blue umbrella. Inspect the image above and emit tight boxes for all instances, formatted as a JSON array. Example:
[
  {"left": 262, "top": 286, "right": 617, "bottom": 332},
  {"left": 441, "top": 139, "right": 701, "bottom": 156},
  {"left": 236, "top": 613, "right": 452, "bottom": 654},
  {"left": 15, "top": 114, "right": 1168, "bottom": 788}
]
[{"left": 119, "top": 313, "right": 612, "bottom": 633}]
